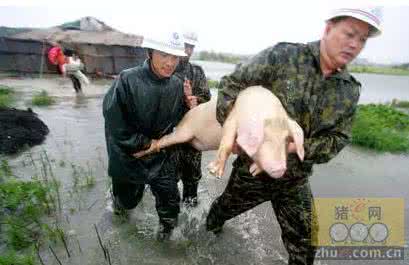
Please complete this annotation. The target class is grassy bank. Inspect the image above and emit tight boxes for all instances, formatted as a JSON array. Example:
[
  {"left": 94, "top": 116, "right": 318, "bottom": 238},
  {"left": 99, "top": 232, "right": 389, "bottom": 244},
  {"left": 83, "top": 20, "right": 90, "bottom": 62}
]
[
  {"left": 352, "top": 104, "right": 409, "bottom": 152},
  {"left": 349, "top": 65, "right": 409, "bottom": 76},
  {"left": 196, "top": 51, "right": 249, "bottom": 64},
  {"left": 0, "top": 85, "right": 14, "bottom": 108}
]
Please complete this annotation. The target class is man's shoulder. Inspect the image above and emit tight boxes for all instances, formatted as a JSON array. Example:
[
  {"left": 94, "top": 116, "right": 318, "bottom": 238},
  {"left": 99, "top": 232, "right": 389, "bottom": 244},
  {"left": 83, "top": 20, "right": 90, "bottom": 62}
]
[
  {"left": 250, "top": 42, "right": 310, "bottom": 64},
  {"left": 190, "top": 63, "right": 206, "bottom": 75},
  {"left": 347, "top": 73, "right": 362, "bottom": 87},
  {"left": 272, "top": 42, "right": 310, "bottom": 56},
  {"left": 190, "top": 62, "right": 204, "bottom": 70},
  {"left": 120, "top": 66, "right": 142, "bottom": 76}
]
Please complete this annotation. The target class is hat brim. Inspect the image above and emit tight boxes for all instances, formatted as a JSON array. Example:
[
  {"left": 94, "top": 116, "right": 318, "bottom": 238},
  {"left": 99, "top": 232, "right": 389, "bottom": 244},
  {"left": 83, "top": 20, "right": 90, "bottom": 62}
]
[
  {"left": 142, "top": 39, "right": 187, "bottom": 57},
  {"left": 184, "top": 40, "right": 198, "bottom": 46},
  {"left": 327, "top": 9, "right": 382, "bottom": 37}
]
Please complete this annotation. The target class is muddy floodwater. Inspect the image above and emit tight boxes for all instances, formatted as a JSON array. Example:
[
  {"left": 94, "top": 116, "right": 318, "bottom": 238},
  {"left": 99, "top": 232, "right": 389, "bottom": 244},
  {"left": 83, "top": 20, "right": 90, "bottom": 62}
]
[{"left": 0, "top": 65, "right": 408, "bottom": 264}]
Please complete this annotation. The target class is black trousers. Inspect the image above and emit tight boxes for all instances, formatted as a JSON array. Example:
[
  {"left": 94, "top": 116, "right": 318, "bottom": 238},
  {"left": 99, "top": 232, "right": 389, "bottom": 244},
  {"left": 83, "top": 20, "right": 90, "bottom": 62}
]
[
  {"left": 175, "top": 144, "right": 202, "bottom": 199},
  {"left": 112, "top": 173, "right": 180, "bottom": 228},
  {"left": 69, "top": 74, "right": 82, "bottom": 93}
]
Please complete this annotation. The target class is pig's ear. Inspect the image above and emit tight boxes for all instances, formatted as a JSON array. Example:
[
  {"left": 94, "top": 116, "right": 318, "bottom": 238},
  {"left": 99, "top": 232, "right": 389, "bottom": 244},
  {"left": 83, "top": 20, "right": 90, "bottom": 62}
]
[
  {"left": 236, "top": 119, "right": 264, "bottom": 158},
  {"left": 288, "top": 119, "right": 305, "bottom": 161}
]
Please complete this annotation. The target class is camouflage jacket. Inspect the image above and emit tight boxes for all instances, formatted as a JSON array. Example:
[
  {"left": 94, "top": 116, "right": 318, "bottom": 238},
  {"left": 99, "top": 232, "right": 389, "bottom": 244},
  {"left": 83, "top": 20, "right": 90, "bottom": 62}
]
[
  {"left": 175, "top": 60, "right": 211, "bottom": 112},
  {"left": 217, "top": 41, "right": 361, "bottom": 179}
]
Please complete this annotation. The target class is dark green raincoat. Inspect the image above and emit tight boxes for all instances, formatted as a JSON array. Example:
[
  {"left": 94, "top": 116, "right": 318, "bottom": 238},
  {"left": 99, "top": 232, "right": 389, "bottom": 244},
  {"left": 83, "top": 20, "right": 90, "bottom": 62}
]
[{"left": 103, "top": 60, "right": 185, "bottom": 184}]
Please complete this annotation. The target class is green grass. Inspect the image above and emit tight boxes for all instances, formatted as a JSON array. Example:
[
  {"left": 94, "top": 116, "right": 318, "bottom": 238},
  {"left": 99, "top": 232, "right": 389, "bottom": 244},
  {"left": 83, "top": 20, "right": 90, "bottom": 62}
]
[
  {"left": 31, "top": 90, "right": 54, "bottom": 106},
  {"left": 0, "top": 178, "right": 50, "bottom": 249},
  {"left": 352, "top": 104, "right": 409, "bottom": 152},
  {"left": 0, "top": 251, "right": 36, "bottom": 265},
  {"left": 0, "top": 85, "right": 14, "bottom": 108},
  {"left": 0, "top": 151, "right": 100, "bottom": 263},
  {"left": 349, "top": 65, "right": 409, "bottom": 76},
  {"left": 0, "top": 157, "right": 59, "bottom": 264}
]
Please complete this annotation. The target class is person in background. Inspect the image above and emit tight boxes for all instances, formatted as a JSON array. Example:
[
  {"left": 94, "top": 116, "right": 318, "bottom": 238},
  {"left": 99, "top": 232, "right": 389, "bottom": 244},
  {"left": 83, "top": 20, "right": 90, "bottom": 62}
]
[
  {"left": 103, "top": 31, "right": 186, "bottom": 241},
  {"left": 64, "top": 49, "right": 90, "bottom": 93},
  {"left": 174, "top": 31, "right": 211, "bottom": 207},
  {"left": 47, "top": 42, "right": 66, "bottom": 75},
  {"left": 206, "top": 7, "right": 383, "bottom": 265}
]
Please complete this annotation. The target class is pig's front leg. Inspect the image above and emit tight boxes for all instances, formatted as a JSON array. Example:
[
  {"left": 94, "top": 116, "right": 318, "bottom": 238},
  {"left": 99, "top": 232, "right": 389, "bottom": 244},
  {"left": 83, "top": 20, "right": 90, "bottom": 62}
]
[
  {"left": 208, "top": 111, "right": 238, "bottom": 178},
  {"left": 133, "top": 126, "right": 194, "bottom": 158}
]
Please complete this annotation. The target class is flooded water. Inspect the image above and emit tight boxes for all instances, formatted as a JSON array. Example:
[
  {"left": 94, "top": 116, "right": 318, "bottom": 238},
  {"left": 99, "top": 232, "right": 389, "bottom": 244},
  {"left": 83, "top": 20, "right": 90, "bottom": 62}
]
[{"left": 0, "top": 64, "right": 408, "bottom": 265}]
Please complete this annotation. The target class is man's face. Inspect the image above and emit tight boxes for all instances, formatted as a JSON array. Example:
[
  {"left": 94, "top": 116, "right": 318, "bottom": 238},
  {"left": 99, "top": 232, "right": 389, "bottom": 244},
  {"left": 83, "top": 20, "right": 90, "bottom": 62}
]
[
  {"left": 184, "top": 43, "right": 195, "bottom": 59},
  {"left": 150, "top": 50, "right": 180, "bottom": 78},
  {"left": 322, "top": 17, "right": 370, "bottom": 68}
]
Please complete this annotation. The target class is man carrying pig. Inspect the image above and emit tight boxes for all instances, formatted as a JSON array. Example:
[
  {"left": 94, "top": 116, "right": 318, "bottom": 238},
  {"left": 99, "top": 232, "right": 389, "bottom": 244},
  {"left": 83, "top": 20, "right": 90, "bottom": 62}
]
[
  {"left": 103, "top": 31, "right": 186, "bottom": 241},
  {"left": 206, "top": 7, "right": 383, "bottom": 265},
  {"left": 174, "top": 31, "right": 211, "bottom": 207}
]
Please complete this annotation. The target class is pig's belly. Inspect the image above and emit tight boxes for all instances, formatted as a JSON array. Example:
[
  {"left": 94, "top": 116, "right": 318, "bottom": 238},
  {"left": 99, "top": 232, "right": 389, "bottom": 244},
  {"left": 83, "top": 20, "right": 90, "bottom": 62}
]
[{"left": 190, "top": 122, "right": 222, "bottom": 151}]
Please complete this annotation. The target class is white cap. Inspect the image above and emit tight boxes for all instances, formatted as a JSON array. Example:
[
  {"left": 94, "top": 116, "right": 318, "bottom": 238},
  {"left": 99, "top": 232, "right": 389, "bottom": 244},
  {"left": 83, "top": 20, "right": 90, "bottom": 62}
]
[
  {"left": 142, "top": 31, "right": 187, "bottom": 57},
  {"left": 183, "top": 31, "right": 198, "bottom": 46},
  {"left": 327, "top": 7, "right": 383, "bottom": 37}
]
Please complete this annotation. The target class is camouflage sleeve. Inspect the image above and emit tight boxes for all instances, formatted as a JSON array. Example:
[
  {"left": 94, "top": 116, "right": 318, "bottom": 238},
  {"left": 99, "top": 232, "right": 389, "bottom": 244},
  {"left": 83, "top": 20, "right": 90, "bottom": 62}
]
[
  {"left": 216, "top": 46, "right": 278, "bottom": 125},
  {"left": 192, "top": 65, "right": 211, "bottom": 104},
  {"left": 303, "top": 107, "right": 357, "bottom": 164}
]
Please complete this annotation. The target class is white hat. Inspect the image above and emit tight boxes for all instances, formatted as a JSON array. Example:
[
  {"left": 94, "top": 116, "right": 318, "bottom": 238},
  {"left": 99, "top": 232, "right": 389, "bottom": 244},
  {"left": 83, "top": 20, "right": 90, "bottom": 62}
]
[
  {"left": 327, "top": 7, "right": 383, "bottom": 37},
  {"left": 183, "top": 31, "right": 198, "bottom": 46},
  {"left": 142, "top": 31, "right": 187, "bottom": 57}
]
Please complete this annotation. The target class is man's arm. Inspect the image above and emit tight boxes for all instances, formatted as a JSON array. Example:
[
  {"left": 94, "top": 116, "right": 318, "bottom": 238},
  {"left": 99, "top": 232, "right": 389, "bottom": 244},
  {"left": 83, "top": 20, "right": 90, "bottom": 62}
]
[
  {"left": 192, "top": 65, "right": 211, "bottom": 104},
  {"left": 103, "top": 74, "right": 152, "bottom": 154},
  {"left": 216, "top": 47, "right": 278, "bottom": 125},
  {"left": 303, "top": 107, "right": 357, "bottom": 164}
]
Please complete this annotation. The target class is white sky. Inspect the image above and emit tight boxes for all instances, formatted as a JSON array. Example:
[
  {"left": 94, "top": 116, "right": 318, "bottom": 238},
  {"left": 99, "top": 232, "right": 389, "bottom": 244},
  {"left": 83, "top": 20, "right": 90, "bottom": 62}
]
[{"left": 1, "top": 0, "right": 409, "bottom": 64}]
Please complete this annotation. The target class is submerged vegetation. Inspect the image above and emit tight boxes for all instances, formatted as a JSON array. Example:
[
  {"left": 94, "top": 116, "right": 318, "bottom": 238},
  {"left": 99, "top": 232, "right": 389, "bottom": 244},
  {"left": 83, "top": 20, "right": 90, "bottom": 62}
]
[
  {"left": 32, "top": 90, "right": 55, "bottom": 106},
  {"left": 0, "top": 150, "right": 99, "bottom": 264},
  {"left": 0, "top": 85, "right": 14, "bottom": 108},
  {"left": 352, "top": 104, "right": 409, "bottom": 152},
  {"left": 0, "top": 154, "right": 60, "bottom": 263}
]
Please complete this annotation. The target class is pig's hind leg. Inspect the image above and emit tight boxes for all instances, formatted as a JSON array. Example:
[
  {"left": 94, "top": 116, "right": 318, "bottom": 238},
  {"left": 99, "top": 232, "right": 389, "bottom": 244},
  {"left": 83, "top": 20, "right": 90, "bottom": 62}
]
[
  {"left": 134, "top": 125, "right": 194, "bottom": 158},
  {"left": 158, "top": 126, "right": 194, "bottom": 149}
]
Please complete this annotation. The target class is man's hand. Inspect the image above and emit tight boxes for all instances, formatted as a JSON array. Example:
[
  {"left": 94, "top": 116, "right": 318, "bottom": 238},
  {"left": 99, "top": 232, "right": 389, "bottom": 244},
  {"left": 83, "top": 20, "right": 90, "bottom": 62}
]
[
  {"left": 133, "top": 139, "right": 160, "bottom": 158},
  {"left": 184, "top": 79, "right": 198, "bottom": 109},
  {"left": 185, "top": 95, "right": 198, "bottom": 109}
]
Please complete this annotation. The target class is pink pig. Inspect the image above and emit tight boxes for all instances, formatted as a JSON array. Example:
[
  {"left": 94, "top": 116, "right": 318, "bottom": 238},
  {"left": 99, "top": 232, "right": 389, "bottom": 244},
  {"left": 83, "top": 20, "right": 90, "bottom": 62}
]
[{"left": 133, "top": 86, "right": 305, "bottom": 178}]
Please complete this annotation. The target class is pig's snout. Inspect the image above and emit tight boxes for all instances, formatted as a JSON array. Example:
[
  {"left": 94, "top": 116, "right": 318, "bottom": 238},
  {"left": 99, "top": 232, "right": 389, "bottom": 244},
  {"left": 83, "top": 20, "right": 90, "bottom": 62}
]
[{"left": 265, "top": 161, "right": 287, "bottom": 178}]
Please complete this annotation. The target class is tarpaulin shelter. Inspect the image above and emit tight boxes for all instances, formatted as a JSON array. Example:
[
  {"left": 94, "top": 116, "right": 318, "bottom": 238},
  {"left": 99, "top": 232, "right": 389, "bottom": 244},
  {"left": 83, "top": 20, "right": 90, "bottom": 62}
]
[{"left": 0, "top": 17, "right": 146, "bottom": 75}]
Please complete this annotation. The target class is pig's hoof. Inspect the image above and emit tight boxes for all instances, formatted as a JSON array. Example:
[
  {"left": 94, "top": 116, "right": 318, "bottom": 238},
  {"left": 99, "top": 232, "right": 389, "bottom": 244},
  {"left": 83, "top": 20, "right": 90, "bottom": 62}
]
[
  {"left": 207, "top": 162, "right": 222, "bottom": 178},
  {"left": 207, "top": 162, "right": 216, "bottom": 173}
]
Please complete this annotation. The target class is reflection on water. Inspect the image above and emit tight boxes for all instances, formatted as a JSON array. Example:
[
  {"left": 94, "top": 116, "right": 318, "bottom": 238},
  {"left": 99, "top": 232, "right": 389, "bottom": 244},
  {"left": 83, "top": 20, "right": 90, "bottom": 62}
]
[
  {"left": 353, "top": 73, "right": 409, "bottom": 104},
  {"left": 0, "top": 67, "right": 408, "bottom": 264}
]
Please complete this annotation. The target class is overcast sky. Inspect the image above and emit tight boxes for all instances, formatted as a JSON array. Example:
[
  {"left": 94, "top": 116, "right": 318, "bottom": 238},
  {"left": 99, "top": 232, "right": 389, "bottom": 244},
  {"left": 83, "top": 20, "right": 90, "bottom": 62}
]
[{"left": 1, "top": 0, "right": 409, "bottom": 64}]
